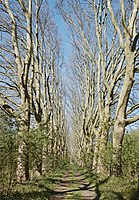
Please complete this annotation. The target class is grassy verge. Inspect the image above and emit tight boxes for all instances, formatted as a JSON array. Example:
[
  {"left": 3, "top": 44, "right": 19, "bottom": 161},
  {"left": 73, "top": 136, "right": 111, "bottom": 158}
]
[
  {"left": 98, "top": 176, "right": 138, "bottom": 200},
  {"left": 87, "top": 172, "right": 139, "bottom": 200},
  {"left": 0, "top": 168, "right": 67, "bottom": 200}
]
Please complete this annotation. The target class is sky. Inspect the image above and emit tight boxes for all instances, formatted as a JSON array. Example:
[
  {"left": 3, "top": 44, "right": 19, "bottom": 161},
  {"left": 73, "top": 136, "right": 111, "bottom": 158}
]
[
  {"left": 48, "top": 0, "right": 72, "bottom": 62},
  {"left": 48, "top": 0, "right": 73, "bottom": 132}
]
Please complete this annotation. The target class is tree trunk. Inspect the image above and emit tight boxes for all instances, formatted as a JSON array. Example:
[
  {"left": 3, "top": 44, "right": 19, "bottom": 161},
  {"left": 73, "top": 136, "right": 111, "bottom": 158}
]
[
  {"left": 17, "top": 140, "right": 29, "bottom": 182},
  {"left": 16, "top": 117, "right": 30, "bottom": 182},
  {"left": 112, "top": 120, "right": 125, "bottom": 176},
  {"left": 112, "top": 47, "right": 135, "bottom": 176},
  {"left": 97, "top": 131, "right": 108, "bottom": 174},
  {"left": 92, "top": 132, "right": 100, "bottom": 172},
  {"left": 17, "top": 87, "right": 30, "bottom": 182}
]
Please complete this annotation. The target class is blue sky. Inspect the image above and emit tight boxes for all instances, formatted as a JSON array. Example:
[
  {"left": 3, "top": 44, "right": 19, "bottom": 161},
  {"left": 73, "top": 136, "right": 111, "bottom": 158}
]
[{"left": 48, "top": 0, "right": 72, "bottom": 61}]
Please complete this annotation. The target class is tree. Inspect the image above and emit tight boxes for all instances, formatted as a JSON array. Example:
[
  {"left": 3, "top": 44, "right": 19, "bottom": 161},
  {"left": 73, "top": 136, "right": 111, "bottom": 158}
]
[
  {"left": 0, "top": 0, "right": 33, "bottom": 182},
  {"left": 57, "top": 0, "right": 127, "bottom": 174},
  {"left": 0, "top": 0, "right": 68, "bottom": 181},
  {"left": 107, "top": 0, "right": 139, "bottom": 176}
]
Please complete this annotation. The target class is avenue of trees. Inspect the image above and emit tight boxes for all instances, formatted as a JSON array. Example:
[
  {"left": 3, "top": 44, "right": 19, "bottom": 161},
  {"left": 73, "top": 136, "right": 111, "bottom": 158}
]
[
  {"left": 0, "top": 0, "right": 68, "bottom": 189},
  {"left": 0, "top": 0, "right": 139, "bottom": 195},
  {"left": 57, "top": 0, "right": 139, "bottom": 176}
]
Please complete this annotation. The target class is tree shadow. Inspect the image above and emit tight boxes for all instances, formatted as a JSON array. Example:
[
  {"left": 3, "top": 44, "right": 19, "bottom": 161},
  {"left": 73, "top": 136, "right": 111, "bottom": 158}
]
[
  {"left": 0, "top": 190, "right": 49, "bottom": 200},
  {"left": 31, "top": 172, "right": 94, "bottom": 199},
  {"left": 2, "top": 171, "right": 122, "bottom": 200},
  {"left": 46, "top": 176, "right": 86, "bottom": 184},
  {"left": 49, "top": 181, "right": 96, "bottom": 199},
  {"left": 94, "top": 177, "right": 126, "bottom": 200},
  {"left": 0, "top": 177, "right": 95, "bottom": 200},
  {"left": 112, "top": 191, "right": 126, "bottom": 200},
  {"left": 130, "top": 189, "right": 139, "bottom": 200},
  {"left": 74, "top": 171, "right": 88, "bottom": 177},
  {"left": 0, "top": 186, "right": 64, "bottom": 200},
  {"left": 85, "top": 171, "right": 97, "bottom": 181},
  {"left": 94, "top": 177, "right": 110, "bottom": 200}
]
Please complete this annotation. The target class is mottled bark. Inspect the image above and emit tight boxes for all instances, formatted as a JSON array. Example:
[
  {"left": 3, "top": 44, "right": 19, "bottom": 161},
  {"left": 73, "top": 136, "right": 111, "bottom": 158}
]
[
  {"left": 107, "top": 0, "right": 138, "bottom": 176},
  {"left": 17, "top": 96, "right": 30, "bottom": 182},
  {"left": 112, "top": 48, "right": 135, "bottom": 176}
]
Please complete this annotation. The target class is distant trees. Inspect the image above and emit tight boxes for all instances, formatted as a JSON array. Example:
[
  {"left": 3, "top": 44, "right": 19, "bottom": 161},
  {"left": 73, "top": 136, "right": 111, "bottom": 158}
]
[{"left": 57, "top": 0, "right": 139, "bottom": 176}]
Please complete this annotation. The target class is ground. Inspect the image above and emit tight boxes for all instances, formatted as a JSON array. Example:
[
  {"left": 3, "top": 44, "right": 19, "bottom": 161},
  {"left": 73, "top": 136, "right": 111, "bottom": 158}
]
[
  {"left": 49, "top": 170, "right": 97, "bottom": 199},
  {"left": 0, "top": 165, "right": 139, "bottom": 200}
]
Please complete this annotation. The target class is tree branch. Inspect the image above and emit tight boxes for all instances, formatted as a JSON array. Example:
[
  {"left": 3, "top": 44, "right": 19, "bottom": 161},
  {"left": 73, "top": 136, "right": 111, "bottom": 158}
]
[
  {"left": 126, "top": 103, "right": 139, "bottom": 115},
  {"left": 107, "top": 0, "right": 124, "bottom": 48},
  {"left": 125, "top": 115, "right": 139, "bottom": 125},
  {"left": 131, "top": 32, "right": 139, "bottom": 52}
]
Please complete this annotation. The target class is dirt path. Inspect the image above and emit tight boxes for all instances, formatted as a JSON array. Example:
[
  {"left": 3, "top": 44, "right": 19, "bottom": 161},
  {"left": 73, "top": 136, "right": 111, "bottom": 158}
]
[{"left": 49, "top": 170, "right": 97, "bottom": 200}]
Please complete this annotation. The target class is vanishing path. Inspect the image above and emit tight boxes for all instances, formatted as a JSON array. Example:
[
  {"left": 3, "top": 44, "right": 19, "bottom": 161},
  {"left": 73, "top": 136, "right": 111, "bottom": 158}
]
[{"left": 49, "top": 170, "right": 97, "bottom": 200}]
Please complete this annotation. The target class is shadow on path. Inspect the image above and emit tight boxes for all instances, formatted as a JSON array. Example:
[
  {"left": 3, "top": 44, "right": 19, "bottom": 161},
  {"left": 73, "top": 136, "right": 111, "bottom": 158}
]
[{"left": 49, "top": 171, "right": 96, "bottom": 200}]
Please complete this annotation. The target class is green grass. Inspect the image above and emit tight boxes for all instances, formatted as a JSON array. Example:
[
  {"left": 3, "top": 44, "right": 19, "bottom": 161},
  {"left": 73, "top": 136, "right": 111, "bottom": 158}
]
[
  {"left": 77, "top": 167, "right": 139, "bottom": 200},
  {"left": 1, "top": 166, "right": 138, "bottom": 200},
  {"left": 67, "top": 192, "right": 83, "bottom": 199},
  {"left": 0, "top": 169, "right": 66, "bottom": 200},
  {"left": 94, "top": 176, "right": 139, "bottom": 200}
]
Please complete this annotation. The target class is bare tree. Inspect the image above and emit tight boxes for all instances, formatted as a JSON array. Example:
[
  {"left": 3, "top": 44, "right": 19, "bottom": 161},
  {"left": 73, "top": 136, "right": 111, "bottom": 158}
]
[
  {"left": 0, "top": 0, "right": 33, "bottom": 182},
  {"left": 0, "top": 0, "right": 68, "bottom": 182},
  {"left": 57, "top": 0, "right": 127, "bottom": 174},
  {"left": 107, "top": 0, "right": 139, "bottom": 175}
]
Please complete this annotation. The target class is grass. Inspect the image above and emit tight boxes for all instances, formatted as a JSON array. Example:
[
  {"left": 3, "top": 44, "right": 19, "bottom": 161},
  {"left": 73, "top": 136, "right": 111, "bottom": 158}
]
[
  {"left": 74, "top": 167, "right": 139, "bottom": 200},
  {"left": 67, "top": 192, "right": 83, "bottom": 199},
  {"left": 92, "top": 175, "right": 139, "bottom": 200},
  {"left": 1, "top": 165, "right": 138, "bottom": 200},
  {"left": 0, "top": 168, "right": 66, "bottom": 200}
]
